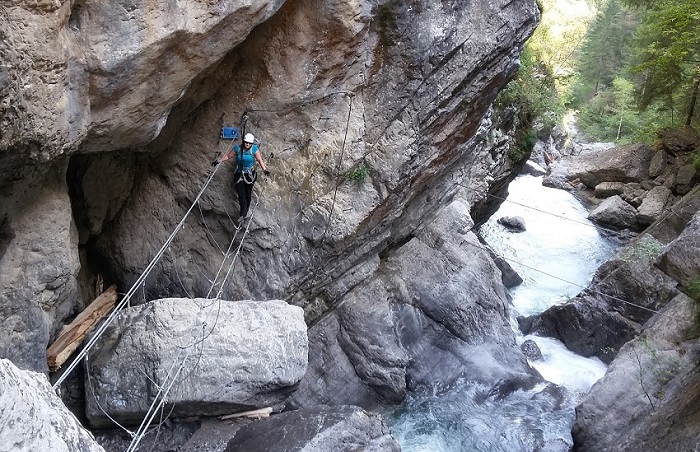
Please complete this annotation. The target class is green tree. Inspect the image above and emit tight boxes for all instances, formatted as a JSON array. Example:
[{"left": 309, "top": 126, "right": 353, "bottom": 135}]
[
  {"left": 622, "top": 0, "right": 700, "bottom": 125},
  {"left": 572, "top": 0, "right": 638, "bottom": 103}
]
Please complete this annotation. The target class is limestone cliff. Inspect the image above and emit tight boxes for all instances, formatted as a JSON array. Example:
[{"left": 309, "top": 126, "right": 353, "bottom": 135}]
[{"left": 1, "top": 0, "right": 538, "bottom": 381}]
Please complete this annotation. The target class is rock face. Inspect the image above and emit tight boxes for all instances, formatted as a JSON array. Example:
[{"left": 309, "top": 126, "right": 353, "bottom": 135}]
[
  {"left": 290, "top": 199, "right": 538, "bottom": 409},
  {"left": 657, "top": 211, "right": 700, "bottom": 287},
  {"left": 0, "top": 359, "right": 104, "bottom": 452},
  {"left": 0, "top": 0, "right": 540, "bottom": 382},
  {"left": 572, "top": 295, "right": 700, "bottom": 452},
  {"left": 85, "top": 299, "right": 308, "bottom": 427},
  {"left": 224, "top": 405, "right": 401, "bottom": 452}
]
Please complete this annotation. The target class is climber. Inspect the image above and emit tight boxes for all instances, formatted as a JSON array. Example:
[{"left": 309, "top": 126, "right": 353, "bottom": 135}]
[{"left": 213, "top": 132, "right": 270, "bottom": 221}]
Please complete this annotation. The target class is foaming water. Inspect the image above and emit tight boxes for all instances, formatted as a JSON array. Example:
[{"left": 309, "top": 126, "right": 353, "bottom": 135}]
[
  {"left": 388, "top": 175, "right": 620, "bottom": 451},
  {"left": 522, "top": 336, "right": 607, "bottom": 394}
]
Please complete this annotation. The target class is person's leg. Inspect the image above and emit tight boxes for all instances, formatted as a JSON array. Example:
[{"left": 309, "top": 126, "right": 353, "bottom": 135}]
[
  {"left": 244, "top": 181, "right": 255, "bottom": 217},
  {"left": 235, "top": 174, "right": 249, "bottom": 218}
]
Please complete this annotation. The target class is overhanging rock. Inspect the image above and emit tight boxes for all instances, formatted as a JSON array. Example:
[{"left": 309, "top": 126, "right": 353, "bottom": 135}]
[{"left": 84, "top": 299, "right": 307, "bottom": 428}]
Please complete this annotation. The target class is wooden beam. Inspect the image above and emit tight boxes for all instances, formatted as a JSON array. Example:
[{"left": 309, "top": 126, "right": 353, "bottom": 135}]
[
  {"left": 219, "top": 407, "right": 273, "bottom": 420},
  {"left": 47, "top": 284, "right": 118, "bottom": 372}
]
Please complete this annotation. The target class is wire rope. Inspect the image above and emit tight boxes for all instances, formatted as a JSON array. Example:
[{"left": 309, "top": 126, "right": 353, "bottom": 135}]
[{"left": 53, "top": 165, "right": 222, "bottom": 390}]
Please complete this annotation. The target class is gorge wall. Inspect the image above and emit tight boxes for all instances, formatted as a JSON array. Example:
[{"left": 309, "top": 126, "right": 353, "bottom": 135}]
[{"left": 1, "top": 0, "right": 538, "bottom": 372}]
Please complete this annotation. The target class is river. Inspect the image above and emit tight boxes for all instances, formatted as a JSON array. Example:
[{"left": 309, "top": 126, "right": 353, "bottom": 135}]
[{"left": 386, "top": 174, "right": 620, "bottom": 451}]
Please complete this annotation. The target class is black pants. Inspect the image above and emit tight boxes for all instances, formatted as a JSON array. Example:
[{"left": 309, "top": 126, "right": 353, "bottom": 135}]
[{"left": 234, "top": 171, "right": 256, "bottom": 217}]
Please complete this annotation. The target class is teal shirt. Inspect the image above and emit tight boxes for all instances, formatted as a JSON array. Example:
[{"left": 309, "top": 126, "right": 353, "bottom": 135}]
[{"left": 233, "top": 144, "right": 259, "bottom": 172}]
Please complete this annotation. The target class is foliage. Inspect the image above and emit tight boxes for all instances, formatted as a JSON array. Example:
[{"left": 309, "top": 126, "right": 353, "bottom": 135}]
[
  {"left": 577, "top": 76, "right": 666, "bottom": 142},
  {"left": 509, "top": 129, "right": 538, "bottom": 162},
  {"left": 687, "top": 278, "right": 700, "bottom": 302},
  {"left": 621, "top": 0, "right": 700, "bottom": 125},
  {"left": 347, "top": 165, "right": 369, "bottom": 183},
  {"left": 619, "top": 236, "right": 663, "bottom": 263},
  {"left": 569, "top": 0, "right": 700, "bottom": 141},
  {"left": 569, "top": 0, "right": 638, "bottom": 106},
  {"left": 693, "top": 152, "right": 700, "bottom": 170},
  {"left": 528, "top": 0, "right": 598, "bottom": 98}
]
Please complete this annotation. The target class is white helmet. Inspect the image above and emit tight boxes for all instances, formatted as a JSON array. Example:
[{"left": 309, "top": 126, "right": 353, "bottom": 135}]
[{"left": 243, "top": 133, "right": 255, "bottom": 144}]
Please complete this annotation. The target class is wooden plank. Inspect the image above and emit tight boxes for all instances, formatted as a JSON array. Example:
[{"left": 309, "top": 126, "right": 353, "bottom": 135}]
[
  {"left": 219, "top": 407, "right": 273, "bottom": 420},
  {"left": 47, "top": 284, "right": 118, "bottom": 372}
]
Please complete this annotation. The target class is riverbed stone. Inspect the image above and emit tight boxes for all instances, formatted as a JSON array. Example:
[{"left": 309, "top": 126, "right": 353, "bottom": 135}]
[
  {"left": 567, "top": 144, "right": 655, "bottom": 189},
  {"left": 520, "top": 339, "right": 543, "bottom": 361},
  {"left": 224, "top": 405, "right": 401, "bottom": 452},
  {"left": 637, "top": 185, "right": 673, "bottom": 225},
  {"left": 0, "top": 359, "right": 104, "bottom": 452},
  {"left": 621, "top": 183, "right": 645, "bottom": 208},
  {"left": 85, "top": 299, "right": 308, "bottom": 427},
  {"left": 520, "top": 234, "right": 679, "bottom": 363},
  {"left": 587, "top": 195, "right": 638, "bottom": 230},
  {"left": 593, "top": 181, "right": 624, "bottom": 198},
  {"left": 522, "top": 160, "right": 547, "bottom": 176},
  {"left": 497, "top": 215, "right": 527, "bottom": 232}
]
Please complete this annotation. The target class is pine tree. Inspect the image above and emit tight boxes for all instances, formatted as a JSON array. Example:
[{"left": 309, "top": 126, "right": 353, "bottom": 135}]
[{"left": 623, "top": 0, "right": 700, "bottom": 125}]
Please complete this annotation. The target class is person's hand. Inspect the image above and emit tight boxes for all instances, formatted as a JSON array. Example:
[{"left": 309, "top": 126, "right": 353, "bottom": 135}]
[
  {"left": 211, "top": 160, "right": 219, "bottom": 166},
  {"left": 263, "top": 169, "right": 271, "bottom": 177}
]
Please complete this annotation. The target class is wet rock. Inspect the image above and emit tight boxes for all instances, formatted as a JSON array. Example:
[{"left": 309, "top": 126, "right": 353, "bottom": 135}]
[
  {"left": 492, "top": 254, "right": 524, "bottom": 288},
  {"left": 594, "top": 181, "right": 624, "bottom": 198},
  {"left": 497, "top": 215, "right": 527, "bottom": 232},
  {"left": 588, "top": 195, "right": 638, "bottom": 230},
  {"left": 520, "top": 339, "right": 543, "bottom": 361},
  {"left": 521, "top": 235, "right": 679, "bottom": 363},
  {"left": 290, "top": 200, "right": 536, "bottom": 409},
  {"left": 522, "top": 160, "right": 547, "bottom": 176},
  {"left": 85, "top": 299, "right": 308, "bottom": 427},
  {"left": 224, "top": 405, "right": 400, "bottom": 452},
  {"left": 657, "top": 125, "right": 700, "bottom": 154},
  {"left": 637, "top": 185, "right": 673, "bottom": 225},
  {"left": 0, "top": 359, "right": 104, "bottom": 452}
]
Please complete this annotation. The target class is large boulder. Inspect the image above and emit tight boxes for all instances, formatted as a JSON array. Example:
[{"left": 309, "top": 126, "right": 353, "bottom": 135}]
[
  {"left": 224, "top": 405, "right": 401, "bottom": 452},
  {"left": 0, "top": 359, "right": 104, "bottom": 452},
  {"left": 0, "top": 168, "right": 80, "bottom": 373},
  {"left": 657, "top": 211, "right": 700, "bottom": 287},
  {"left": 657, "top": 125, "right": 700, "bottom": 154},
  {"left": 587, "top": 195, "right": 639, "bottom": 230},
  {"left": 568, "top": 144, "right": 655, "bottom": 189},
  {"left": 636, "top": 185, "right": 673, "bottom": 225},
  {"left": 572, "top": 294, "right": 700, "bottom": 452},
  {"left": 85, "top": 299, "right": 308, "bottom": 427}
]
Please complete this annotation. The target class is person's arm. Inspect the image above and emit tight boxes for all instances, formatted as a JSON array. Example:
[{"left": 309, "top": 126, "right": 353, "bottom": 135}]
[
  {"left": 213, "top": 147, "right": 237, "bottom": 165},
  {"left": 255, "top": 150, "right": 270, "bottom": 175}
]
